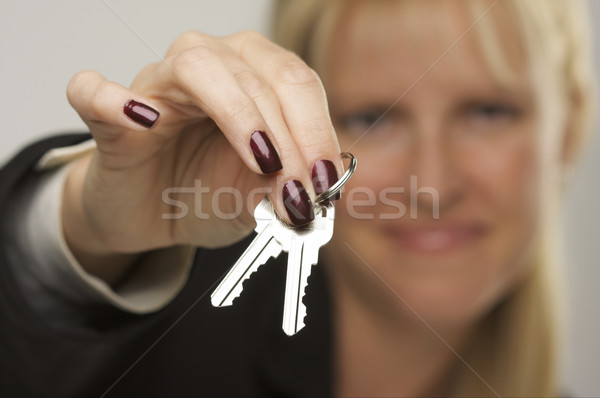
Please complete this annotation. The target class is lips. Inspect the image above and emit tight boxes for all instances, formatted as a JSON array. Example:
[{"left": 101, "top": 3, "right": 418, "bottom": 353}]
[{"left": 382, "top": 223, "right": 487, "bottom": 253}]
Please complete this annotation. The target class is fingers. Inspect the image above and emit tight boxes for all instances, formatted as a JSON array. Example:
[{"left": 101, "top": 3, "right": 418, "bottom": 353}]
[
  {"left": 67, "top": 70, "right": 160, "bottom": 134},
  {"left": 223, "top": 57, "right": 320, "bottom": 225},
  {"left": 68, "top": 30, "right": 343, "bottom": 226},
  {"left": 164, "top": 46, "right": 287, "bottom": 177},
  {"left": 162, "top": 44, "right": 321, "bottom": 224},
  {"left": 161, "top": 31, "right": 343, "bottom": 224},
  {"left": 67, "top": 70, "right": 170, "bottom": 170},
  {"left": 225, "top": 31, "right": 344, "bottom": 197}
]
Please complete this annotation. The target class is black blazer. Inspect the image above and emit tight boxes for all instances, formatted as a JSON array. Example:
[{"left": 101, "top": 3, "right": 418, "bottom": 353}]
[{"left": 0, "top": 134, "right": 334, "bottom": 397}]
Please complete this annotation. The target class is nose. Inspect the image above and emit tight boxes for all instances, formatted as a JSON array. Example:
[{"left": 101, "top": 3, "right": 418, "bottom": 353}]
[{"left": 408, "top": 122, "right": 462, "bottom": 217}]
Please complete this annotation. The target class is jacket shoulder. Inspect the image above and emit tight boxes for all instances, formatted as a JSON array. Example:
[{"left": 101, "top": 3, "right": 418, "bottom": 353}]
[{"left": 0, "top": 133, "right": 91, "bottom": 202}]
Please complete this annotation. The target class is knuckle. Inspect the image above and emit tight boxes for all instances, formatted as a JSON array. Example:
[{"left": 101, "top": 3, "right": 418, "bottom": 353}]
[
  {"left": 303, "top": 123, "right": 335, "bottom": 144},
  {"left": 222, "top": 98, "right": 250, "bottom": 121},
  {"left": 274, "top": 56, "right": 321, "bottom": 86},
  {"left": 169, "top": 31, "right": 213, "bottom": 54},
  {"left": 232, "top": 29, "right": 267, "bottom": 46},
  {"left": 175, "top": 30, "right": 204, "bottom": 45},
  {"left": 234, "top": 30, "right": 273, "bottom": 59},
  {"left": 234, "top": 69, "right": 266, "bottom": 100},
  {"left": 171, "top": 45, "right": 215, "bottom": 74},
  {"left": 239, "top": 29, "right": 267, "bottom": 43}
]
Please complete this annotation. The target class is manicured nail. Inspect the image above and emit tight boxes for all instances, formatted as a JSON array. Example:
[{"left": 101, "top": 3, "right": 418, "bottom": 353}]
[
  {"left": 123, "top": 99, "right": 159, "bottom": 128},
  {"left": 311, "top": 159, "right": 340, "bottom": 200},
  {"left": 282, "top": 180, "right": 314, "bottom": 226},
  {"left": 249, "top": 130, "right": 283, "bottom": 174}
]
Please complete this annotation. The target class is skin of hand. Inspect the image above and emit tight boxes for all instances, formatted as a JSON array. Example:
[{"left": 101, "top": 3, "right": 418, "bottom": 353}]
[{"left": 62, "top": 31, "right": 343, "bottom": 284}]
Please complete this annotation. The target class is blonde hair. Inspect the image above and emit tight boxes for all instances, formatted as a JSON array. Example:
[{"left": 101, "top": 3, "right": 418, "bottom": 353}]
[{"left": 271, "top": 0, "right": 595, "bottom": 396}]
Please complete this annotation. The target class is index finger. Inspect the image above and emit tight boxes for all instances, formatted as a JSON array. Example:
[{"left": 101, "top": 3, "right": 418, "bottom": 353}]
[{"left": 225, "top": 32, "right": 344, "bottom": 199}]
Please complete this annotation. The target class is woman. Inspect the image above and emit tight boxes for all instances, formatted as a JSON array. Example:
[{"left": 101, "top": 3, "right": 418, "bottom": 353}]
[
  {"left": 275, "top": 0, "right": 594, "bottom": 396},
  {"left": 0, "top": 0, "right": 593, "bottom": 396}
]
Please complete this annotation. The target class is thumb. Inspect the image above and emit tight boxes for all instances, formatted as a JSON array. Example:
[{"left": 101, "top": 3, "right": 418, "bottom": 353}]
[{"left": 66, "top": 70, "right": 163, "bottom": 164}]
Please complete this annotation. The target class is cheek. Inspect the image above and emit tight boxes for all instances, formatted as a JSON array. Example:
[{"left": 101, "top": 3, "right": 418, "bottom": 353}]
[
  {"left": 449, "top": 135, "right": 543, "bottom": 314},
  {"left": 462, "top": 135, "right": 541, "bottom": 224},
  {"left": 324, "top": 133, "right": 543, "bottom": 327}
]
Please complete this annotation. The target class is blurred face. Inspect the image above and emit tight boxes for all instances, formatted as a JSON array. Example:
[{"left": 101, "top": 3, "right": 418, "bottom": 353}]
[{"left": 321, "top": 0, "right": 560, "bottom": 327}]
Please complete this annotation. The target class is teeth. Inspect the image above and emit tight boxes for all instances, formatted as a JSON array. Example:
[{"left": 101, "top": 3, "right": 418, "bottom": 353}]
[{"left": 211, "top": 233, "right": 282, "bottom": 308}]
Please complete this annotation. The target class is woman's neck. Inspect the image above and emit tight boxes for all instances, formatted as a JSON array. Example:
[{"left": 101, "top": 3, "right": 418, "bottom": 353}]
[{"left": 330, "top": 272, "right": 469, "bottom": 397}]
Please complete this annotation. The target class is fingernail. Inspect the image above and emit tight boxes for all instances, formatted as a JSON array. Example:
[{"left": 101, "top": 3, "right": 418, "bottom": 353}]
[
  {"left": 311, "top": 159, "right": 341, "bottom": 200},
  {"left": 249, "top": 130, "right": 283, "bottom": 174},
  {"left": 123, "top": 99, "right": 159, "bottom": 128},
  {"left": 282, "top": 180, "right": 314, "bottom": 226}
]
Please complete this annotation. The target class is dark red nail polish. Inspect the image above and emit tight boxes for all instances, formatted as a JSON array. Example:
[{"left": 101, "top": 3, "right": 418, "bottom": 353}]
[
  {"left": 312, "top": 159, "right": 340, "bottom": 200},
  {"left": 282, "top": 180, "right": 314, "bottom": 226},
  {"left": 123, "top": 99, "right": 159, "bottom": 128},
  {"left": 250, "top": 130, "right": 283, "bottom": 174}
]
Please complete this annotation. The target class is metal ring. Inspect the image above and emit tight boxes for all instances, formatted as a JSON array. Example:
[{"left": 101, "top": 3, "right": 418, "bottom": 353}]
[{"left": 314, "top": 152, "right": 357, "bottom": 205}]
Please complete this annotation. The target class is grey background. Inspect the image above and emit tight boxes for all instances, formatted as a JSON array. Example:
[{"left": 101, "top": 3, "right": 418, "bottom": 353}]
[{"left": 0, "top": 1, "right": 598, "bottom": 395}]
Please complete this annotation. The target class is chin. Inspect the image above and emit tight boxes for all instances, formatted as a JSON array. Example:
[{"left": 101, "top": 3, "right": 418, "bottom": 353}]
[
  {"left": 385, "top": 269, "right": 508, "bottom": 327},
  {"left": 334, "top": 218, "right": 529, "bottom": 328}
]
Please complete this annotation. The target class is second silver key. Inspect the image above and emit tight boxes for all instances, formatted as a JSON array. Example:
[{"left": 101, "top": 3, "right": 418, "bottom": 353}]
[
  {"left": 276, "top": 202, "right": 335, "bottom": 336},
  {"left": 210, "top": 197, "right": 282, "bottom": 307}
]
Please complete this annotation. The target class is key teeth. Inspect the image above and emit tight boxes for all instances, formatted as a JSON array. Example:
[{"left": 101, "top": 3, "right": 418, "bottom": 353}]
[
  {"left": 283, "top": 271, "right": 313, "bottom": 336},
  {"left": 297, "top": 272, "right": 310, "bottom": 328}
]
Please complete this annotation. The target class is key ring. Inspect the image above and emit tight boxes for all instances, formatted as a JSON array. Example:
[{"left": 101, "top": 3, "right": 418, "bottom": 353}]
[{"left": 314, "top": 152, "right": 357, "bottom": 206}]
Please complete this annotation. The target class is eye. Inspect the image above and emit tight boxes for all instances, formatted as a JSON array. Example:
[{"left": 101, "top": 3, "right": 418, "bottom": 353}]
[
  {"left": 338, "top": 110, "right": 386, "bottom": 132},
  {"left": 333, "top": 106, "right": 407, "bottom": 144},
  {"left": 465, "top": 103, "right": 521, "bottom": 123}
]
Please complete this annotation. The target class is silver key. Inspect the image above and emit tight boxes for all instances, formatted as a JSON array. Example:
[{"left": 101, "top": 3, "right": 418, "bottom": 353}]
[
  {"left": 210, "top": 197, "right": 335, "bottom": 336},
  {"left": 279, "top": 203, "right": 335, "bottom": 336},
  {"left": 211, "top": 152, "right": 354, "bottom": 335},
  {"left": 210, "top": 197, "right": 283, "bottom": 307}
]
